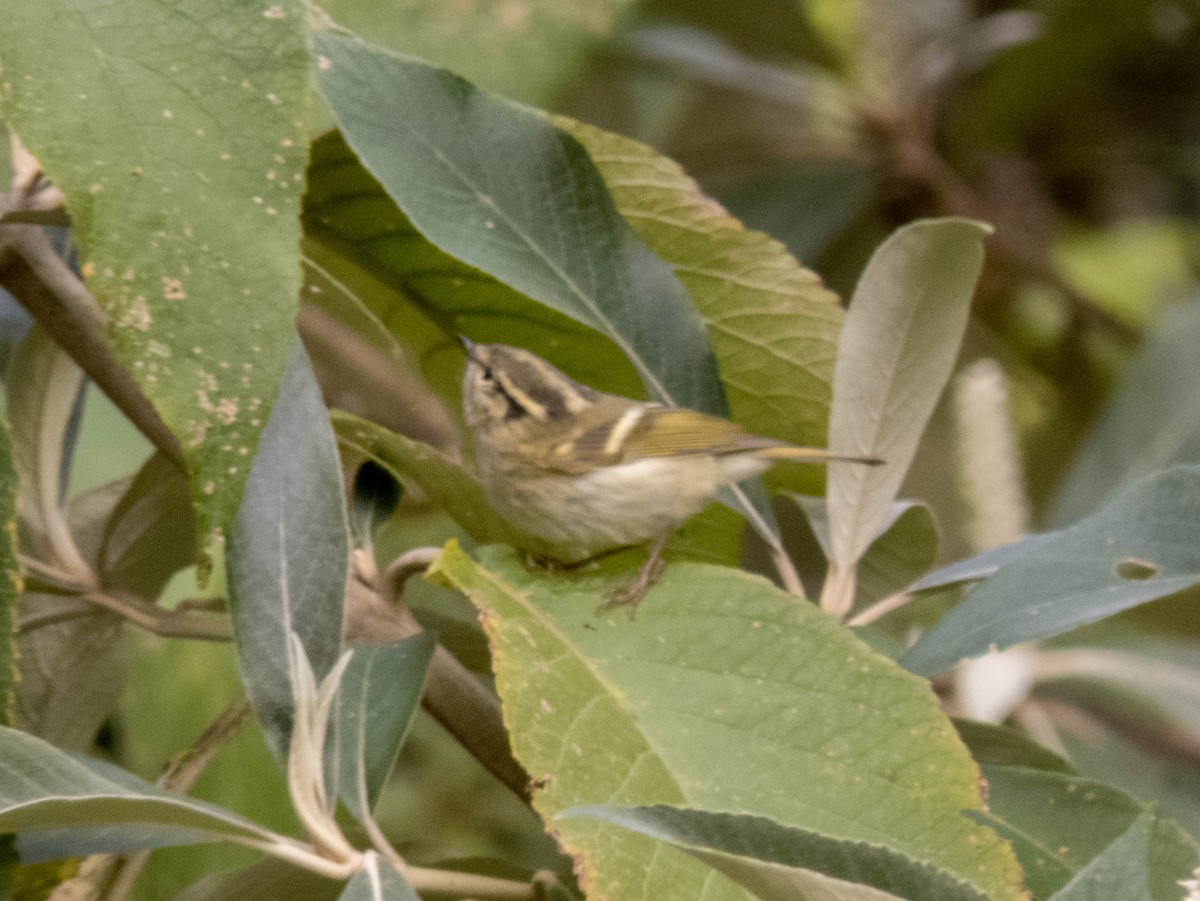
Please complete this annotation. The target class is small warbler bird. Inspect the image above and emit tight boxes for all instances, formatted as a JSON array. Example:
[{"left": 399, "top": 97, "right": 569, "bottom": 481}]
[{"left": 462, "top": 341, "right": 880, "bottom": 608}]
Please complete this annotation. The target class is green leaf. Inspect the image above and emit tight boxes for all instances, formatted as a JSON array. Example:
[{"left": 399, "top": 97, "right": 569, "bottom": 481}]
[
  {"left": 312, "top": 29, "right": 724, "bottom": 417},
  {"left": 227, "top": 343, "right": 349, "bottom": 762},
  {"left": 335, "top": 635, "right": 435, "bottom": 824},
  {"left": 977, "top": 765, "right": 1198, "bottom": 901},
  {"left": 822, "top": 218, "right": 990, "bottom": 615},
  {"left": 0, "top": 0, "right": 312, "bottom": 552},
  {"left": 952, "top": 719, "right": 1074, "bottom": 774},
  {"left": 903, "top": 465, "right": 1200, "bottom": 676},
  {"left": 0, "top": 725, "right": 274, "bottom": 858},
  {"left": 320, "top": 0, "right": 634, "bottom": 107},
  {"left": 565, "top": 804, "right": 990, "bottom": 900},
  {"left": 785, "top": 495, "right": 939, "bottom": 608},
  {"left": 1052, "top": 300, "right": 1200, "bottom": 526},
  {"left": 556, "top": 117, "right": 846, "bottom": 491},
  {"left": 429, "top": 542, "right": 1026, "bottom": 901},
  {"left": 337, "top": 853, "right": 420, "bottom": 901}
]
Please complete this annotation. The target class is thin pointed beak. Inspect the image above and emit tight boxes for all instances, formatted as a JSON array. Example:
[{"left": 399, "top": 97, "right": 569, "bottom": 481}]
[{"left": 458, "top": 334, "right": 477, "bottom": 360}]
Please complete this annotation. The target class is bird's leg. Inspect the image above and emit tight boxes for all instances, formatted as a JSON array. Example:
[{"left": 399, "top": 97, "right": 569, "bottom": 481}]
[{"left": 604, "top": 533, "right": 670, "bottom": 617}]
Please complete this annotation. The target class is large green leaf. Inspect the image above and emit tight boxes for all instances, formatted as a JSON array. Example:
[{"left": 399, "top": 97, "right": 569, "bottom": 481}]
[
  {"left": 1052, "top": 301, "right": 1200, "bottom": 526},
  {"left": 0, "top": 726, "right": 274, "bottom": 859},
  {"left": 977, "top": 765, "right": 1198, "bottom": 901},
  {"left": 227, "top": 343, "right": 349, "bottom": 762},
  {"left": 903, "top": 465, "right": 1200, "bottom": 676},
  {"left": 429, "top": 542, "right": 1025, "bottom": 901},
  {"left": 321, "top": 0, "right": 634, "bottom": 107},
  {"left": 566, "top": 804, "right": 990, "bottom": 900},
  {"left": 0, "top": 0, "right": 312, "bottom": 552},
  {"left": 822, "top": 219, "right": 989, "bottom": 615},
  {"left": 335, "top": 635, "right": 435, "bottom": 824},
  {"left": 312, "top": 29, "right": 723, "bottom": 417}
]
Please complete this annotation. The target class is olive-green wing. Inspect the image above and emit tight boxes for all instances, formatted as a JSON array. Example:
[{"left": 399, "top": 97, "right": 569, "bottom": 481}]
[{"left": 620, "top": 408, "right": 783, "bottom": 459}]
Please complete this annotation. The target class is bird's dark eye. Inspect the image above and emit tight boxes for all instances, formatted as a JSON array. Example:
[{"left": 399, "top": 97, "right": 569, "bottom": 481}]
[{"left": 481, "top": 366, "right": 493, "bottom": 381}]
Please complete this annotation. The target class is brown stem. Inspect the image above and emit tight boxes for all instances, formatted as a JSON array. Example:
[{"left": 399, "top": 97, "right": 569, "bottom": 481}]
[{"left": 100, "top": 699, "right": 254, "bottom": 901}]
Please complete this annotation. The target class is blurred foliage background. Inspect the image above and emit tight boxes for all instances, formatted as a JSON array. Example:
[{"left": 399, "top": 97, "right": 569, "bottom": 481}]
[{"left": 5, "top": 0, "right": 1200, "bottom": 896}]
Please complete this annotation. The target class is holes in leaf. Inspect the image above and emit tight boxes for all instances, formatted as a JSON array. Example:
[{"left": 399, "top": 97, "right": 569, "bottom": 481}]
[{"left": 1115, "top": 557, "right": 1158, "bottom": 581}]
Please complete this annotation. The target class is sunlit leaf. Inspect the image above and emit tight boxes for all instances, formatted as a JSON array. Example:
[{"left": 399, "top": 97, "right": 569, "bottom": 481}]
[{"left": 429, "top": 542, "right": 1025, "bottom": 901}]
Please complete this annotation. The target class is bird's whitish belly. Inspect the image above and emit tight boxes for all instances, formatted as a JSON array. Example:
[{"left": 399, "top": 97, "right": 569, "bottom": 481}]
[{"left": 484, "top": 455, "right": 767, "bottom": 562}]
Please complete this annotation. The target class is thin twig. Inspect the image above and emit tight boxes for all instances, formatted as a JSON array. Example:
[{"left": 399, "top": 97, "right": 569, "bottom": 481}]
[{"left": 101, "top": 699, "right": 255, "bottom": 901}]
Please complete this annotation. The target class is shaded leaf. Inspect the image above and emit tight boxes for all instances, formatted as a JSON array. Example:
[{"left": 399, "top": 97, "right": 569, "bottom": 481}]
[
  {"left": 14, "top": 479, "right": 129, "bottom": 750},
  {"left": 99, "top": 451, "right": 195, "bottom": 597},
  {"left": 313, "top": 29, "right": 723, "bottom": 417},
  {"left": 977, "top": 765, "right": 1198, "bottom": 901},
  {"left": 903, "top": 465, "right": 1200, "bottom": 676},
  {"left": 1047, "top": 811, "right": 1153, "bottom": 901},
  {"left": 565, "top": 804, "right": 989, "bottom": 900},
  {"left": 335, "top": 635, "right": 435, "bottom": 824},
  {"left": 1053, "top": 300, "right": 1200, "bottom": 526},
  {"left": 227, "top": 343, "right": 349, "bottom": 762},
  {"left": 952, "top": 719, "right": 1074, "bottom": 774},
  {"left": 0, "top": 0, "right": 312, "bottom": 552},
  {"left": 429, "top": 542, "right": 1025, "bottom": 901},
  {"left": 823, "top": 219, "right": 989, "bottom": 615},
  {"left": 5, "top": 325, "right": 88, "bottom": 576}
]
